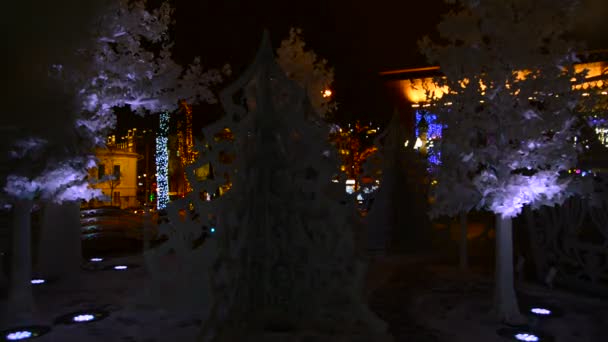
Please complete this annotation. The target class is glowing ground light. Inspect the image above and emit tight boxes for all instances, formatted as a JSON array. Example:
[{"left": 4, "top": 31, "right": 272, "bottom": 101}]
[
  {"left": 531, "top": 308, "right": 552, "bottom": 315},
  {"left": 90, "top": 258, "right": 103, "bottom": 262},
  {"left": 54, "top": 310, "right": 109, "bottom": 325},
  {"left": 2, "top": 326, "right": 50, "bottom": 341},
  {"left": 113, "top": 265, "right": 128, "bottom": 270},
  {"left": 72, "top": 314, "right": 95, "bottom": 323},
  {"left": 210, "top": 227, "right": 216, "bottom": 233},
  {"left": 30, "top": 279, "right": 45, "bottom": 285},
  {"left": 515, "top": 333, "right": 540, "bottom": 342},
  {"left": 6, "top": 331, "right": 32, "bottom": 340}
]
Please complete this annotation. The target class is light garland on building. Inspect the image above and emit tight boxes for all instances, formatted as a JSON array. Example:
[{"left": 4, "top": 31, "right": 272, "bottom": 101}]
[
  {"left": 156, "top": 112, "right": 170, "bottom": 209},
  {"left": 177, "top": 101, "right": 198, "bottom": 193}
]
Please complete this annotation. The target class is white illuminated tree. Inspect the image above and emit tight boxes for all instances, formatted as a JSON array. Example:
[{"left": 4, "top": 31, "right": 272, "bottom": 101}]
[
  {"left": 1, "top": 0, "right": 227, "bottom": 324},
  {"left": 41, "top": 0, "right": 227, "bottom": 265},
  {"left": 276, "top": 27, "right": 336, "bottom": 118},
  {"left": 2, "top": 136, "right": 102, "bottom": 325},
  {"left": 420, "top": 0, "right": 587, "bottom": 324}
]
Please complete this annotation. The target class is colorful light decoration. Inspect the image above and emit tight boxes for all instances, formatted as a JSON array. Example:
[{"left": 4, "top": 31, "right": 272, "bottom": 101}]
[
  {"left": 156, "top": 111, "right": 170, "bottom": 209},
  {"left": 328, "top": 121, "right": 379, "bottom": 192},
  {"left": 415, "top": 110, "right": 443, "bottom": 173},
  {"left": 177, "top": 101, "right": 198, "bottom": 194},
  {"left": 90, "top": 258, "right": 103, "bottom": 262},
  {"left": 113, "top": 265, "right": 128, "bottom": 270},
  {"left": 30, "top": 279, "right": 45, "bottom": 285}
]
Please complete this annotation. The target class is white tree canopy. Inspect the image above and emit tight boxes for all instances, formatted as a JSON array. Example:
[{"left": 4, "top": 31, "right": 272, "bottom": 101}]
[
  {"left": 2, "top": 0, "right": 227, "bottom": 204},
  {"left": 276, "top": 28, "right": 336, "bottom": 118},
  {"left": 420, "top": 0, "right": 588, "bottom": 219},
  {"left": 59, "top": 0, "right": 228, "bottom": 146}
]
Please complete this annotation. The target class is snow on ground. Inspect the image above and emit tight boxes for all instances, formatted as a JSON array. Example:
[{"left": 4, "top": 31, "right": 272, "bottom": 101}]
[{"left": 1, "top": 252, "right": 607, "bottom": 342}]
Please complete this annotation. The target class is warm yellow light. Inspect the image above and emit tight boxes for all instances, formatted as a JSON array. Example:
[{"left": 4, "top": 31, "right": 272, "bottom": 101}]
[
  {"left": 394, "top": 60, "right": 608, "bottom": 105},
  {"left": 322, "top": 89, "right": 332, "bottom": 98},
  {"left": 400, "top": 77, "right": 448, "bottom": 104}
]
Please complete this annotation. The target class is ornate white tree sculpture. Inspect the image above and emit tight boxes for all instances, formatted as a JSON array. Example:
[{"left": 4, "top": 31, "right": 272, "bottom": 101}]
[
  {"left": 420, "top": 0, "right": 588, "bottom": 325},
  {"left": 143, "top": 32, "right": 391, "bottom": 342}
]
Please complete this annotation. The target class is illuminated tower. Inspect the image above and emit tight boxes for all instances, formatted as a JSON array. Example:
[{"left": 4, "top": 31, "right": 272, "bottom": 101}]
[{"left": 177, "top": 100, "right": 198, "bottom": 194}]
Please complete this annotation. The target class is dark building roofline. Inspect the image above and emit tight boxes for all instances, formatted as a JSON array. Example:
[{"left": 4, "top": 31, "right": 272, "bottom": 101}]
[{"left": 380, "top": 49, "right": 608, "bottom": 80}]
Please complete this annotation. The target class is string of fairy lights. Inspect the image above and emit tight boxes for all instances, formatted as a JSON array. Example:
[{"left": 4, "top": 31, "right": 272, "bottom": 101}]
[{"left": 156, "top": 112, "right": 170, "bottom": 209}]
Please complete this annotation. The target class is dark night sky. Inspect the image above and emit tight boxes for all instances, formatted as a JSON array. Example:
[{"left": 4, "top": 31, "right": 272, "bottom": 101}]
[
  {"left": 168, "top": 0, "right": 453, "bottom": 124},
  {"left": 3, "top": 0, "right": 608, "bottom": 133}
]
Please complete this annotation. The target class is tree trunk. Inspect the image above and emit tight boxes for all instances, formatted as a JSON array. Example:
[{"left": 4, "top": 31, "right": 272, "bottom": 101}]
[
  {"left": 7, "top": 199, "right": 35, "bottom": 324},
  {"left": 493, "top": 214, "right": 525, "bottom": 325},
  {"left": 36, "top": 201, "right": 82, "bottom": 280},
  {"left": 523, "top": 205, "right": 547, "bottom": 284},
  {"left": 459, "top": 211, "right": 468, "bottom": 271}
]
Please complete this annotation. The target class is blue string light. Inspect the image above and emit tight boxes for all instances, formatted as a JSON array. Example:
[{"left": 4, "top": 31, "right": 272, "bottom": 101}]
[
  {"left": 156, "top": 112, "right": 170, "bottom": 209},
  {"left": 415, "top": 110, "right": 443, "bottom": 171}
]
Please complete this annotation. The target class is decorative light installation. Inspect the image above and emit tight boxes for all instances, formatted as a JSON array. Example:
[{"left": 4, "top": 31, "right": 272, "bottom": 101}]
[
  {"left": 90, "top": 258, "right": 103, "bottom": 262},
  {"left": 113, "top": 265, "right": 128, "bottom": 270},
  {"left": 30, "top": 279, "right": 45, "bottom": 285},
  {"left": 415, "top": 110, "right": 443, "bottom": 173},
  {"left": 177, "top": 101, "right": 198, "bottom": 194},
  {"left": 156, "top": 111, "right": 170, "bottom": 209}
]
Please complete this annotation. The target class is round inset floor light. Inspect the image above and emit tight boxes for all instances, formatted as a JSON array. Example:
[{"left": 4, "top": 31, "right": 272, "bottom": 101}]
[
  {"left": 497, "top": 328, "right": 554, "bottom": 342},
  {"left": 90, "top": 257, "right": 103, "bottom": 262},
  {"left": 54, "top": 310, "right": 109, "bottom": 325},
  {"left": 2, "top": 326, "right": 50, "bottom": 341},
  {"left": 72, "top": 314, "right": 95, "bottom": 322},
  {"left": 30, "top": 279, "right": 45, "bottom": 285},
  {"left": 515, "top": 333, "right": 540, "bottom": 342},
  {"left": 530, "top": 308, "right": 551, "bottom": 316},
  {"left": 103, "top": 263, "right": 139, "bottom": 271}
]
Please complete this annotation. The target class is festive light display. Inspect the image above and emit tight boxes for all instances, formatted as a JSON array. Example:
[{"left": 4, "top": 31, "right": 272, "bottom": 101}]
[
  {"left": 328, "top": 121, "right": 379, "bottom": 192},
  {"left": 30, "top": 279, "right": 45, "bottom": 285},
  {"left": 415, "top": 110, "right": 443, "bottom": 173},
  {"left": 156, "top": 112, "right": 170, "bottom": 209},
  {"left": 177, "top": 101, "right": 198, "bottom": 194}
]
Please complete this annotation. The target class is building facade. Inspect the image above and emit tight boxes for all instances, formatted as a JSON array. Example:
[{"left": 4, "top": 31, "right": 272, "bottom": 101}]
[
  {"left": 379, "top": 50, "right": 608, "bottom": 174},
  {"left": 89, "top": 134, "right": 140, "bottom": 209}
]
